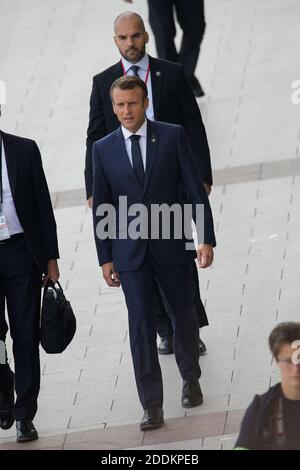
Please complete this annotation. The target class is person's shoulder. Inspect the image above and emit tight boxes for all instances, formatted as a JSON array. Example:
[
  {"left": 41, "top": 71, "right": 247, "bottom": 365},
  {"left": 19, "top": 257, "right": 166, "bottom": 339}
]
[
  {"left": 93, "top": 61, "right": 121, "bottom": 83},
  {"left": 151, "top": 121, "right": 187, "bottom": 141},
  {"left": 234, "top": 384, "right": 281, "bottom": 450},
  {"left": 1, "top": 131, "right": 37, "bottom": 148},
  {"left": 93, "top": 129, "right": 120, "bottom": 167},
  {"left": 152, "top": 120, "right": 182, "bottom": 133},
  {"left": 257, "top": 383, "right": 281, "bottom": 406},
  {"left": 149, "top": 56, "right": 183, "bottom": 75},
  {"left": 245, "top": 383, "right": 281, "bottom": 415},
  {"left": 94, "top": 128, "right": 119, "bottom": 149}
]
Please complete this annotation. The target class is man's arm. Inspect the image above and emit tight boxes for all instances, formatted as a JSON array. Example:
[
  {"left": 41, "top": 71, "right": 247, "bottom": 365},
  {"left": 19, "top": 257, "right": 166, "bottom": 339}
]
[
  {"left": 92, "top": 143, "right": 120, "bottom": 288},
  {"left": 178, "top": 66, "right": 213, "bottom": 189},
  {"left": 176, "top": 126, "right": 216, "bottom": 266},
  {"left": 31, "top": 141, "right": 60, "bottom": 270},
  {"left": 85, "top": 77, "right": 107, "bottom": 201},
  {"left": 92, "top": 142, "right": 114, "bottom": 267}
]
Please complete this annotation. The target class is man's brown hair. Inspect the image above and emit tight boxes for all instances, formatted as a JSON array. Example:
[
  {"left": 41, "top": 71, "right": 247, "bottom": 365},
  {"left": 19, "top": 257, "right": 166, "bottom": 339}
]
[
  {"left": 110, "top": 75, "right": 148, "bottom": 101},
  {"left": 269, "top": 322, "right": 300, "bottom": 359}
]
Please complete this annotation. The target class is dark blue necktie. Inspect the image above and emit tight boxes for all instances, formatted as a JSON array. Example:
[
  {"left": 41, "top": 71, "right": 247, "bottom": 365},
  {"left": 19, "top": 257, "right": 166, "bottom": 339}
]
[
  {"left": 130, "top": 65, "right": 140, "bottom": 77},
  {"left": 130, "top": 135, "right": 145, "bottom": 186}
]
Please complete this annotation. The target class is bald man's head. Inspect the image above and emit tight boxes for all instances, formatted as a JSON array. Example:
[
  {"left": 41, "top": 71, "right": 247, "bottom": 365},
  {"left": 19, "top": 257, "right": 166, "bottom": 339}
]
[
  {"left": 114, "top": 12, "right": 145, "bottom": 33},
  {"left": 114, "top": 12, "right": 149, "bottom": 64}
]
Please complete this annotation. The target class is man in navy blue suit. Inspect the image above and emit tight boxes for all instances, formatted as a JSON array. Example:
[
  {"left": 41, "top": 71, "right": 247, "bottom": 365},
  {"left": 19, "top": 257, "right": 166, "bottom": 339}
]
[
  {"left": 92, "top": 76, "right": 216, "bottom": 430},
  {"left": 86, "top": 11, "right": 212, "bottom": 356}
]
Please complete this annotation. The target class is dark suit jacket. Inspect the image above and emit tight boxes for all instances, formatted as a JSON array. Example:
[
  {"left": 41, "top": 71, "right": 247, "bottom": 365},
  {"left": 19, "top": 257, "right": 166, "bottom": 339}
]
[
  {"left": 92, "top": 120, "right": 215, "bottom": 272},
  {"left": 85, "top": 56, "right": 212, "bottom": 198},
  {"left": 0, "top": 131, "right": 59, "bottom": 273}
]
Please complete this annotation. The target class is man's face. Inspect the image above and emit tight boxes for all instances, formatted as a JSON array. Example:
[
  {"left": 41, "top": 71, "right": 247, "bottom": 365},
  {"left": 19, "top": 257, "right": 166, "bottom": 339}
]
[
  {"left": 114, "top": 17, "right": 149, "bottom": 63},
  {"left": 112, "top": 87, "right": 149, "bottom": 132}
]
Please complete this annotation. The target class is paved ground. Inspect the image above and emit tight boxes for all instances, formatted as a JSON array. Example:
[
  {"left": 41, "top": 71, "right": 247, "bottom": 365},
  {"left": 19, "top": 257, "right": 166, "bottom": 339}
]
[{"left": 0, "top": 0, "right": 299, "bottom": 450}]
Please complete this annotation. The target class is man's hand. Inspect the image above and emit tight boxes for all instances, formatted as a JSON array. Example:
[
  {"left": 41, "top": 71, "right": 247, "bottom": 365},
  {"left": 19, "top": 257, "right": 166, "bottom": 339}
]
[
  {"left": 88, "top": 196, "right": 93, "bottom": 209},
  {"left": 203, "top": 183, "right": 212, "bottom": 196},
  {"left": 43, "top": 259, "right": 60, "bottom": 285},
  {"left": 197, "top": 244, "right": 214, "bottom": 268},
  {"left": 102, "top": 262, "right": 120, "bottom": 287}
]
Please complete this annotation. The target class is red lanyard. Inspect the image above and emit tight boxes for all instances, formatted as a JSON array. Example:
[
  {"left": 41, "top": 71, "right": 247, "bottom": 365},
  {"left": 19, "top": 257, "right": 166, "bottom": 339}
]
[{"left": 121, "top": 61, "right": 150, "bottom": 85}]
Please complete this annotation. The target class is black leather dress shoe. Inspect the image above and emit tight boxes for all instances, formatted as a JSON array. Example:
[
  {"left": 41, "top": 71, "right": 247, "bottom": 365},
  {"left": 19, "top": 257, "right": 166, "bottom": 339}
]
[
  {"left": 16, "top": 420, "right": 38, "bottom": 443},
  {"left": 181, "top": 380, "right": 203, "bottom": 408},
  {"left": 158, "top": 336, "right": 174, "bottom": 355},
  {"left": 199, "top": 337, "right": 207, "bottom": 356},
  {"left": 0, "top": 385, "right": 15, "bottom": 430},
  {"left": 140, "top": 407, "right": 164, "bottom": 431},
  {"left": 0, "top": 412, "right": 14, "bottom": 430}
]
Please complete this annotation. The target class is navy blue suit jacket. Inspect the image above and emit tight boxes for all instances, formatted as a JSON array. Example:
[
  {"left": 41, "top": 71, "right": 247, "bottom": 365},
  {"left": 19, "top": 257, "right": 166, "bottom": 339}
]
[
  {"left": 85, "top": 56, "right": 212, "bottom": 198},
  {"left": 92, "top": 120, "right": 215, "bottom": 272}
]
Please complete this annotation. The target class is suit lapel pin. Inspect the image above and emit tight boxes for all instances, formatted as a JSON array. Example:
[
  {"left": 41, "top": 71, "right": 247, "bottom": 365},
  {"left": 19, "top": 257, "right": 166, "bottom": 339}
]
[
  {"left": 155, "top": 71, "right": 161, "bottom": 77},
  {"left": 151, "top": 135, "right": 156, "bottom": 143}
]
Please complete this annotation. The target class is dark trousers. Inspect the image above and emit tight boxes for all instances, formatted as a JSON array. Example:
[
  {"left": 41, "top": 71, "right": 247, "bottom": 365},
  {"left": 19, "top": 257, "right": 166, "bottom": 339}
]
[
  {"left": 119, "top": 253, "right": 201, "bottom": 409},
  {"left": 0, "top": 234, "right": 42, "bottom": 420},
  {"left": 155, "top": 261, "right": 208, "bottom": 338},
  {"left": 148, "top": 0, "right": 206, "bottom": 81}
]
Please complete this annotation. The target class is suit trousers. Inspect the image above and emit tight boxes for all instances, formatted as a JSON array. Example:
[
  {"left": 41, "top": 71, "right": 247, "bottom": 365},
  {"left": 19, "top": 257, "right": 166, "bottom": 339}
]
[
  {"left": 119, "top": 252, "right": 201, "bottom": 409},
  {"left": 154, "top": 260, "right": 208, "bottom": 338},
  {"left": 147, "top": 0, "right": 206, "bottom": 81},
  {"left": 0, "top": 234, "right": 42, "bottom": 420}
]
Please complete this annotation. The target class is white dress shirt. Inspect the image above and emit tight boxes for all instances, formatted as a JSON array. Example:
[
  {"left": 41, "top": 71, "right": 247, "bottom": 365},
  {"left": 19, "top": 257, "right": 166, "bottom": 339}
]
[
  {"left": 1, "top": 141, "right": 23, "bottom": 235},
  {"left": 121, "top": 54, "right": 155, "bottom": 121},
  {"left": 122, "top": 119, "right": 147, "bottom": 171}
]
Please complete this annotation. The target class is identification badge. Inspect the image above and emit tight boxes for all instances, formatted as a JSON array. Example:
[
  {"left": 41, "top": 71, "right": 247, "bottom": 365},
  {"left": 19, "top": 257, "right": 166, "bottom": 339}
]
[{"left": 0, "top": 213, "right": 10, "bottom": 241}]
